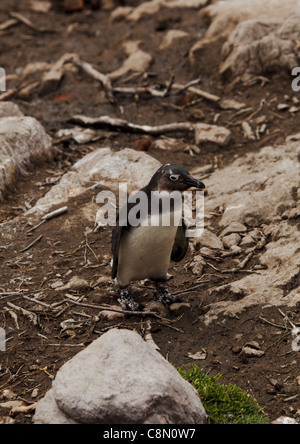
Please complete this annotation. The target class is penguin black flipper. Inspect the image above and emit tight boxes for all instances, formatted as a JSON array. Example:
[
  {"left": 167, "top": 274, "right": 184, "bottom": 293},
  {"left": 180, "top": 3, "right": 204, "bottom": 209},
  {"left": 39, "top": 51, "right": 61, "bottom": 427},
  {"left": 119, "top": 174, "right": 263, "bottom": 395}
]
[
  {"left": 111, "top": 223, "right": 122, "bottom": 280},
  {"left": 171, "top": 219, "right": 189, "bottom": 263}
]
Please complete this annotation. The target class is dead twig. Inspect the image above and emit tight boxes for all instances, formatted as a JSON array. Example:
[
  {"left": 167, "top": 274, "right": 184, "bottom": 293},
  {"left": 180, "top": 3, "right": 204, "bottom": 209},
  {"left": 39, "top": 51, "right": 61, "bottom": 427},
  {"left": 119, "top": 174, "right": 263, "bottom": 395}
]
[
  {"left": 62, "top": 298, "right": 174, "bottom": 323},
  {"left": 172, "top": 83, "right": 220, "bottom": 102},
  {"left": 26, "top": 206, "right": 68, "bottom": 234},
  {"left": 71, "top": 114, "right": 194, "bottom": 136},
  {"left": 19, "top": 235, "right": 43, "bottom": 253},
  {"left": 0, "top": 18, "right": 18, "bottom": 31},
  {"left": 9, "top": 11, "right": 54, "bottom": 33},
  {"left": 69, "top": 58, "right": 202, "bottom": 103},
  {"left": 10, "top": 403, "right": 37, "bottom": 415},
  {"left": 42, "top": 206, "right": 68, "bottom": 221},
  {"left": 70, "top": 57, "right": 116, "bottom": 104},
  {"left": 114, "top": 72, "right": 176, "bottom": 98},
  {"left": 0, "top": 89, "right": 18, "bottom": 101}
]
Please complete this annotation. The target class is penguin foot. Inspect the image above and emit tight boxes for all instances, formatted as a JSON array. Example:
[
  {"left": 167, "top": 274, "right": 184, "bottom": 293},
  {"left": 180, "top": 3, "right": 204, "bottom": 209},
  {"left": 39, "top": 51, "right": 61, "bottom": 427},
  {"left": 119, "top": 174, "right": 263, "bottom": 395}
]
[
  {"left": 155, "top": 282, "right": 178, "bottom": 305},
  {"left": 120, "top": 288, "right": 141, "bottom": 312}
]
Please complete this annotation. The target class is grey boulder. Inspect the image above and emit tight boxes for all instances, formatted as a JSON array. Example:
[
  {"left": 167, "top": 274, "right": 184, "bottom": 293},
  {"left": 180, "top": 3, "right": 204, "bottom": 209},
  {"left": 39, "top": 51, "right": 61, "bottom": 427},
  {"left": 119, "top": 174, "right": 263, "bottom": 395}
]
[{"left": 34, "top": 328, "right": 207, "bottom": 424}]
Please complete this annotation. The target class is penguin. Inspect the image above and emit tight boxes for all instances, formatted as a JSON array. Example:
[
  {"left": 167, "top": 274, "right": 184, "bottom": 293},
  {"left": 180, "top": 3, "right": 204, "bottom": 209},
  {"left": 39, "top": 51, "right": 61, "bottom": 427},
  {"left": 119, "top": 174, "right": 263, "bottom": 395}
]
[{"left": 111, "top": 163, "right": 206, "bottom": 311}]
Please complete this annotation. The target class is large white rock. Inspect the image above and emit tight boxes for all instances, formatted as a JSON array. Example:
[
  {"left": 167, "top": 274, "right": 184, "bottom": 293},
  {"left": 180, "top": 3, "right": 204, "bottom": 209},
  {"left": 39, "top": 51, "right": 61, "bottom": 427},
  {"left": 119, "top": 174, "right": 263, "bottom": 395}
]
[
  {"left": 26, "top": 148, "right": 161, "bottom": 217},
  {"left": 72, "top": 147, "right": 161, "bottom": 192},
  {"left": 34, "top": 329, "right": 207, "bottom": 424},
  {"left": 194, "top": 0, "right": 300, "bottom": 79},
  {"left": 220, "top": 16, "right": 300, "bottom": 79},
  {"left": 200, "top": 0, "right": 300, "bottom": 39},
  {"left": 197, "top": 141, "right": 300, "bottom": 227},
  {"left": 192, "top": 137, "right": 300, "bottom": 322},
  {"left": 0, "top": 114, "right": 53, "bottom": 200}
]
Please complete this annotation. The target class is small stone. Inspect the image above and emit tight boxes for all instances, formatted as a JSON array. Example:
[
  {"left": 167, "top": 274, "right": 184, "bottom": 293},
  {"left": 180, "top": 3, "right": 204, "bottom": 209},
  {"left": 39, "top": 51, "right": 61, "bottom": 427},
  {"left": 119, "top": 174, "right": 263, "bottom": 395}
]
[
  {"left": 189, "top": 255, "right": 206, "bottom": 275},
  {"left": 194, "top": 123, "right": 231, "bottom": 147},
  {"left": 194, "top": 229, "right": 224, "bottom": 250},
  {"left": 55, "top": 276, "right": 90, "bottom": 291},
  {"left": 99, "top": 306, "right": 126, "bottom": 321},
  {"left": 220, "top": 222, "right": 247, "bottom": 238},
  {"left": 242, "top": 346, "right": 265, "bottom": 358},
  {"left": 0, "top": 417, "right": 15, "bottom": 424},
  {"left": 169, "top": 302, "right": 191, "bottom": 314},
  {"left": 222, "top": 233, "right": 241, "bottom": 249},
  {"left": 31, "top": 389, "right": 39, "bottom": 399},
  {"left": 1, "top": 389, "right": 16, "bottom": 400},
  {"left": 272, "top": 416, "right": 298, "bottom": 425}
]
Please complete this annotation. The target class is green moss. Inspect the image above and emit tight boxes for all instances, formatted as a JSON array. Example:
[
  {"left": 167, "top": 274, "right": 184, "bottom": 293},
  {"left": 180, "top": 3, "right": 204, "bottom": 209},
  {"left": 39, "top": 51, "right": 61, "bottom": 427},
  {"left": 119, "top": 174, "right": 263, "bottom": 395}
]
[{"left": 178, "top": 365, "right": 270, "bottom": 424}]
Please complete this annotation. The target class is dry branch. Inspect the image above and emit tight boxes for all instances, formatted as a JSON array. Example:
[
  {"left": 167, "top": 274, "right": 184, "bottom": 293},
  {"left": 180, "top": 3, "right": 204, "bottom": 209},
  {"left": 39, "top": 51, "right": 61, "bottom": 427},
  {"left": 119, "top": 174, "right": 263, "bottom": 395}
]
[
  {"left": 68, "top": 57, "right": 209, "bottom": 103},
  {"left": 71, "top": 114, "right": 231, "bottom": 147},
  {"left": 70, "top": 56, "right": 116, "bottom": 104},
  {"left": 71, "top": 114, "right": 194, "bottom": 136},
  {"left": 19, "top": 235, "right": 43, "bottom": 253},
  {"left": 63, "top": 297, "right": 174, "bottom": 323},
  {"left": 9, "top": 12, "right": 53, "bottom": 33},
  {"left": 26, "top": 206, "right": 68, "bottom": 233}
]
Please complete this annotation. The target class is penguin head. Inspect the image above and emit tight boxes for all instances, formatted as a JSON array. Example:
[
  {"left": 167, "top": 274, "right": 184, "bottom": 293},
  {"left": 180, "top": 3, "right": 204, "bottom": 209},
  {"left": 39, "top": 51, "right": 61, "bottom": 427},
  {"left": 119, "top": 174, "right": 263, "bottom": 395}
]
[{"left": 149, "top": 163, "right": 206, "bottom": 192}]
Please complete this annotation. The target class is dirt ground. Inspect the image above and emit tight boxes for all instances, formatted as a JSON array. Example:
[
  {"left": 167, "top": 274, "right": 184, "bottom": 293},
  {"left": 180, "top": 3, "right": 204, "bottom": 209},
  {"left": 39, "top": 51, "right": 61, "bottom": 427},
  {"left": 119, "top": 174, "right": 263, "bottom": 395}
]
[{"left": 0, "top": 0, "right": 299, "bottom": 424}]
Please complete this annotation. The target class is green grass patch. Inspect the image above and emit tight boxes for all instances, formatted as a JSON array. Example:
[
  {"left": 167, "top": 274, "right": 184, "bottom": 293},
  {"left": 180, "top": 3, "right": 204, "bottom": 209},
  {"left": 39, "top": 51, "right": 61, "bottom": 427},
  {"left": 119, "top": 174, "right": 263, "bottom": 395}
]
[{"left": 178, "top": 365, "right": 270, "bottom": 424}]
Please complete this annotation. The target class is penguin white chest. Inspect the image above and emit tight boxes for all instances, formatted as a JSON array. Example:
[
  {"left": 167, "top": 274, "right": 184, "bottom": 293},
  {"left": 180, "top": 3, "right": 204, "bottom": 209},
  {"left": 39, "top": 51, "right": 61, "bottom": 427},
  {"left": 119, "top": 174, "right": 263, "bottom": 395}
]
[{"left": 117, "top": 223, "right": 178, "bottom": 286}]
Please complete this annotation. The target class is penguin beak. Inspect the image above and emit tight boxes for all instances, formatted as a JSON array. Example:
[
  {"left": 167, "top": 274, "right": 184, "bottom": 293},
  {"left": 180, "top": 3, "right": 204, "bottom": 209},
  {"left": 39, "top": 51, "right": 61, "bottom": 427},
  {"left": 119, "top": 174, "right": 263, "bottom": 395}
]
[{"left": 184, "top": 175, "right": 206, "bottom": 190}]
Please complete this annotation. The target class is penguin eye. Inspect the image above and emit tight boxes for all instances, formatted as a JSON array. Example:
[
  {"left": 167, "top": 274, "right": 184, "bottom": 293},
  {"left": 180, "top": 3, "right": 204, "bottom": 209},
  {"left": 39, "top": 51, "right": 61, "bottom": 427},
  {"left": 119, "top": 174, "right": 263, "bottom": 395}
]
[{"left": 169, "top": 174, "right": 180, "bottom": 182}]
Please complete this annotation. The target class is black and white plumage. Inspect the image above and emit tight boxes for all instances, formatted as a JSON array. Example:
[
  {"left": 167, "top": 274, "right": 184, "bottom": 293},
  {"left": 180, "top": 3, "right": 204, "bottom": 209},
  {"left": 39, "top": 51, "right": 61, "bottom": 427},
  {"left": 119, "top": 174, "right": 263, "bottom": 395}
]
[{"left": 111, "top": 163, "right": 206, "bottom": 311}]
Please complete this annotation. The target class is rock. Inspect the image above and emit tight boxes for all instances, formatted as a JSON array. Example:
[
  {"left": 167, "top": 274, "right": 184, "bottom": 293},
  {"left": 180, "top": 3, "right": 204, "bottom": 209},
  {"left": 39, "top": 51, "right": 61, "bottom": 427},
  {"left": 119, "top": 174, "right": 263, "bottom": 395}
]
[
  {"left": 189, "top": 255, "right": 206, "bottom": 276},
  {"left": 0, "top": 116, "right": 53, "bottom": 201},
  {"left": 199, "top": 247, "right": 218, "bottom": 257},
  {"left": 39, "top": 53, "right": 76, "bottom": 95},
  {"left": 188, "top": 349, "right": 207, "bottom": 360},
  {"left": 240, "top": 234, "right": 256, "bottom": 247},
  {"left": 99, "top": 306, "right": 126, "bottom": 321},
  {"left": 194, "top": 123, "right": 231, "bottom": 147},
  {"left": 193, "top": 138, "right": 300, "bottom": 324},
  {"left": 34, "top": 390, "right": 77, "bottom": 424},
  {"left": 222, "top": 233, "right": 241, "bottom": 249},
  {"left": 169, "top": 302, "right": 191, "bottom": 314},
  {"left": 107, "top": 41, "right": 152, "bottom": 80},
  {"left": 50, "top": 280, "right": 64, "bottom": 289},
  {"left": 200, "top": 0, "right": 300, "bottom": 40},
  {"left": 73, "top": 147, "right": 161, "bottom": 193},
  {"left": 272, "top": 416, "right": 299, "bottom": 425},
  {"left": 0, "top": 101, "right": 24, "bottom": 118},
  {"left": 242, "top": 346, "right": 265, "bottom": 358},
  {"left": 220, "top": 222, "right": 247, "bottom": 238},
  {"left": 0, "top": 417, "right": 15, "bottom": 424},
  {"left": 193, "top": 229, "right": 224, "bottom": 251},
  {"left": 220, "top": 17, "right": 300, "bottom": 79},
  {"left": 197, "top": 142, "right": 300, "bottom": 227},
  {"left": 241, "top": 121, "right": 256, "bottom": 141},
  {"left": 159, "top": 30, "right": 189, "bottom": 50},
  {"left": 0, "top": 400, "right": 24, "bottom": 409},
  {"left": 55, "top": 276, "right": 90, "bottom": 292},
  {"left": 197, "top": 1, "right": 300, "bottom": 80},
  {"left": 55, "top": 127, "right": 99, "bottom": 144},
  {"left": 0, "top": 389, "right": 16, "bottom": 400},
  {"left": 31, "top": 389, "right": 39, "bottom": 399},
  {"left": 288, "top": 206, "right": 300, "bottom": 220},
  {"left": 144, "top": 301, "right": 168, "bottom": 318},
  {"left": 25, "top": 148, "right": 161, "bottom": 218},
  {"left": 34, "top": 329, "right": 207, "bottom": 424}
]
